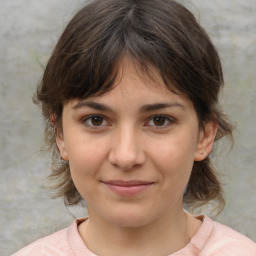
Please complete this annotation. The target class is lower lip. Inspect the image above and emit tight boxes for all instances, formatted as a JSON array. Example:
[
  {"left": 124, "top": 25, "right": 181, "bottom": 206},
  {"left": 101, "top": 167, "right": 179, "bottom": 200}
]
[{"left": 103, "top": 183, "right": 153, "bottom": 197}]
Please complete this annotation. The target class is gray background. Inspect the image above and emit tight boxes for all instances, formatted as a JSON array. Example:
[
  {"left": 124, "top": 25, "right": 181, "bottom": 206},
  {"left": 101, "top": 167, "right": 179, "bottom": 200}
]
[{"left": 1, "top": 0, "right": 255, "bottom": 255}]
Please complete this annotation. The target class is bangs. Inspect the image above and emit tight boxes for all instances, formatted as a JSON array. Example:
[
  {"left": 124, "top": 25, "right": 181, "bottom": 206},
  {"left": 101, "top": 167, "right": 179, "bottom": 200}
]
[
  {"left": 44, "top": 0, "right": 198, "bottom": 103},
  {"left": 40, "top": 0, "right": 222, "bottom": 120}
]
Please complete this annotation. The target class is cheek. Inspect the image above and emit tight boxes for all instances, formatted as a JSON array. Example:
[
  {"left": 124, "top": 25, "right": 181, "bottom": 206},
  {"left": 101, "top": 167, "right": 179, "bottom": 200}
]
[
  {"left": 66, "top": 137, "right": 109, "bottom": 180},
  {"left": 66, "top": 138, "right": 110, "bottom": 202},
  {"left": 149, "top": 134, "right": 197, "bottom": 187},
  {"left": 152, "top": 134, "right": 197, "bottom": 168}
]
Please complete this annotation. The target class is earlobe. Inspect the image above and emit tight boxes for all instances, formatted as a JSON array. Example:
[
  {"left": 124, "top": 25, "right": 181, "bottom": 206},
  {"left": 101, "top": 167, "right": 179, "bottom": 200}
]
[
  {"left": 194, "top": 121, "right": 218, "bottom": 161},
  {"left": 56, "top": 132, "right": 69, "bottom": 161}
]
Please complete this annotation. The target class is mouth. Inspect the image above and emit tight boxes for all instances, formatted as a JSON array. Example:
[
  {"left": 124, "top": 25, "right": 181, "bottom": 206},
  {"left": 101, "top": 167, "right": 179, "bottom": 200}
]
[{"left": 101, "top": 180, "right": 155, "bottom": 197}]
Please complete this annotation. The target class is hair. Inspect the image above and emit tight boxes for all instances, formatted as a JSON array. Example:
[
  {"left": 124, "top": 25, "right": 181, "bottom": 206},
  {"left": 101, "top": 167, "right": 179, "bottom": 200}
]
[{"left": 34, "top": 0, "right": 233, "bottom": 211}]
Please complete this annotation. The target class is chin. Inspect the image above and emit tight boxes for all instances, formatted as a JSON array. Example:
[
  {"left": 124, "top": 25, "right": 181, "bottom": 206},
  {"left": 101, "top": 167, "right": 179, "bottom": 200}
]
[{"left": 105, "top": 207, "right": 155, "bottom": 229}]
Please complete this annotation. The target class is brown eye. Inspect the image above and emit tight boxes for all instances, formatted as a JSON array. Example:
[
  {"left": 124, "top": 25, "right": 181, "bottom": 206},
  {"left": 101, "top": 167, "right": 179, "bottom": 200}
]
[
  {"left": 146, "top": 115, "right": 173, "bottom": 129},
  {"left": 152, "top": 116, "right": 166, "bottom": 126},
  {"left": 83, "top": 115, "right": 109, "bottom": 129},
  {"left": 90, "top": 116, "right": 104, "bottom": 126}
]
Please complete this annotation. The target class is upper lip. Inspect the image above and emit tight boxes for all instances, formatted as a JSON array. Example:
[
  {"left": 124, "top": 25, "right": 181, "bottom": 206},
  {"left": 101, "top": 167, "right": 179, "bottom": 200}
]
[{"left": 102, "top": 180, "right": 155, "bottom": 186}]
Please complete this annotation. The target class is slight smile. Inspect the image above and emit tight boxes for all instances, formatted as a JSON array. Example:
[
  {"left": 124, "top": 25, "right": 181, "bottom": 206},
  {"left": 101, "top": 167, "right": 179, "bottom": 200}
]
[{"left": 101, "top": 180, "right": 155, "bottom": 197}]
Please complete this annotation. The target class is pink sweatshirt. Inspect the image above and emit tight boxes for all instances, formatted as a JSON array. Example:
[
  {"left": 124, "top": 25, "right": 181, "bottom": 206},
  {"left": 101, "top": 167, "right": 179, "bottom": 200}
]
[{"left": 13, "top": 215, "right": 256, "bottom": 256}]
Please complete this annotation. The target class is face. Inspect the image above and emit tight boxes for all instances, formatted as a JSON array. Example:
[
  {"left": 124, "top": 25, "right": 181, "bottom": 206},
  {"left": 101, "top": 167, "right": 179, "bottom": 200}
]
[{"left": 57, "top": 59, "right": 216, "bottom": 228}]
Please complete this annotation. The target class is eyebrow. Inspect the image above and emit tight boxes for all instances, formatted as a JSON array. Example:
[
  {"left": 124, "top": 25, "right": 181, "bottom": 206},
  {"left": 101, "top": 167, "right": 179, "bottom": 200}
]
[
  {"left": 73, "top": 101, "right": 185, "bottom": 112},
  {"left": 140, "top": 103, "right": 185, "bottom": 112},
  {"left": 73, "top": 101, "right": 113, "bottom": 112}
]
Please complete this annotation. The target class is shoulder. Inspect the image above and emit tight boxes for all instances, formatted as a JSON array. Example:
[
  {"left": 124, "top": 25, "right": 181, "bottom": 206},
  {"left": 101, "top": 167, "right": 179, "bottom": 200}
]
[
  {"left": 200, "top": 216, "right": 256, "bottom": 256},
  {"left": 12, "top": 226, "right": 73, "bottom": 256}
]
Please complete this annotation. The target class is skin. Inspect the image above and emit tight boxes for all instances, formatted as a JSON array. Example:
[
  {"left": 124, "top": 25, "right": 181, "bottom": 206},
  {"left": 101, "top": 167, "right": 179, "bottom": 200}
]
[{"left": 57, "top": 58, "right": 217, "bottom": 256}]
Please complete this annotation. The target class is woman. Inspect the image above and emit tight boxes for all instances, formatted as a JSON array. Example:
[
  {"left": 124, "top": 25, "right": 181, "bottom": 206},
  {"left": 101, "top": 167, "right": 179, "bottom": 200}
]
[{"left": 14, "top": 0, "right": 256, "bottom": 255}]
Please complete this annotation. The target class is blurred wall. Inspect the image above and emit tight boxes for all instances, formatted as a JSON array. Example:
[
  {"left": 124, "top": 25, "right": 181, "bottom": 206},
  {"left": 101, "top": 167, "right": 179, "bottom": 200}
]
[{"left": 0, "top": 0, "right": 255, "bottom": 255}]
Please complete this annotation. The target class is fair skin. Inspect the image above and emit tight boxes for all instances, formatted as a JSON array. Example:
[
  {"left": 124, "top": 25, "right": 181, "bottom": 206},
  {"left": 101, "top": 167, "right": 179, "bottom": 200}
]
[{"left": 57, "top": 59, "right": 217, "bottom": 256}]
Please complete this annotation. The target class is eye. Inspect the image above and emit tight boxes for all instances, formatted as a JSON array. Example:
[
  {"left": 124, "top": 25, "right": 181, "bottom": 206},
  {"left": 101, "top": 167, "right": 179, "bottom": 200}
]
[
  {"left": 83, "top": 115, "right": 109, "bottom": 128},
  {"left": 146, "top": 115, "right": 174, "bottom": 128}
]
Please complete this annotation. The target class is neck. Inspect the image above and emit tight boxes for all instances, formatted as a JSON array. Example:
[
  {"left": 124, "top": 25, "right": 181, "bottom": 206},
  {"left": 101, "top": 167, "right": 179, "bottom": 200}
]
[{"left": 78, "top": 209, "right": 197, "bottom": 256}]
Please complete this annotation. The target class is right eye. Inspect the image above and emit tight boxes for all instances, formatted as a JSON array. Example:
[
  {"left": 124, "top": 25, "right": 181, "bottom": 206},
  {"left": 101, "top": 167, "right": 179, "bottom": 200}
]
[{"left": 82, "top": 115, "right": 109, "bottom": 128}]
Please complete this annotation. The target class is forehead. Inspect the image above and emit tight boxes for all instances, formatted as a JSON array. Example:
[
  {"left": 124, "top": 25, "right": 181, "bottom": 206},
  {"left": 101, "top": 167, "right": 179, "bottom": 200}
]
[
  {"left": 103, "top": 56, "right": 181, "bottom": 98},
  {"left": 67, "top": 58, "right": 193, "bottom": 111}
]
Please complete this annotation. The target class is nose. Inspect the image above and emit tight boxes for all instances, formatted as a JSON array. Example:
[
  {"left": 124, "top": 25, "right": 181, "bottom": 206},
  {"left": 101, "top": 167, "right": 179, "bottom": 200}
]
[{"left": 108, "top": 126, "right": 146, "bottom": 170}]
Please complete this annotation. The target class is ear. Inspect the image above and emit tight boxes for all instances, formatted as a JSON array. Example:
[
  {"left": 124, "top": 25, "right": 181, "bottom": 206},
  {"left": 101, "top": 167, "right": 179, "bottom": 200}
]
[
  {"left": 56, "top": 131, "right": 69, "bottom": 161},
  {"left": 194, "top": 121, "right": 218, "bottom": 161}
]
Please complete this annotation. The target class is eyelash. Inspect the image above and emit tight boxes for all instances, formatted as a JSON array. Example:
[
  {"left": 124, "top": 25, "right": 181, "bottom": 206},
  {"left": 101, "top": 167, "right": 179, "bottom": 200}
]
[
  {"left": 81, "top": 115, "right": 175, "bottom": 129},
  {"left": 81, "top": 115, "right": 110, "bottom": 129},
  {"left": 146, "top": 115, "right": 175, "bottom": 128}
]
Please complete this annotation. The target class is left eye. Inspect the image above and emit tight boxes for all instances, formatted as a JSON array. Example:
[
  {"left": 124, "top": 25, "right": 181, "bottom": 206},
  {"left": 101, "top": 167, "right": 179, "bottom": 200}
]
[
  {"left": 147, "top": 116, "right": 173, "bottom": 127},
  {"left": 83, "top": 115, "right": 108, "bottom": 127}
]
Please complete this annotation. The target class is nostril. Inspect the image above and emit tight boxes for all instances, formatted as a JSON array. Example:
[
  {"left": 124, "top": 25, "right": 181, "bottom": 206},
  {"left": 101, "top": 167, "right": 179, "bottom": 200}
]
[
  {"left": 108, "top": 149, "right": 146, "bottom": 170},
  {"left": 108, "top": 129, "right": 146, "bottom": 170}
]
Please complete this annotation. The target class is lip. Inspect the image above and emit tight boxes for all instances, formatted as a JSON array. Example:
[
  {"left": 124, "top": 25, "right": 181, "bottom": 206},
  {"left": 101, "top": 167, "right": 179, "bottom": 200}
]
[{"left": 101, "top": 180, "right": 155, "bottom": 197}]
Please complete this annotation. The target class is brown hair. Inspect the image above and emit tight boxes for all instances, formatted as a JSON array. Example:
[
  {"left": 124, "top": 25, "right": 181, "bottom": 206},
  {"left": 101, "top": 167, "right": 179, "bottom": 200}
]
[{"left": 35, "top": 0, "right": 233, "bottom": 211}]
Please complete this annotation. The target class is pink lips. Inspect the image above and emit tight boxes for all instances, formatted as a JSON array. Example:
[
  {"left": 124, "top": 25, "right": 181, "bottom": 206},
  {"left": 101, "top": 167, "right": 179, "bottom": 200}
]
[{"left": 102, "top": 180, "right": 154, "bottom": 196}]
